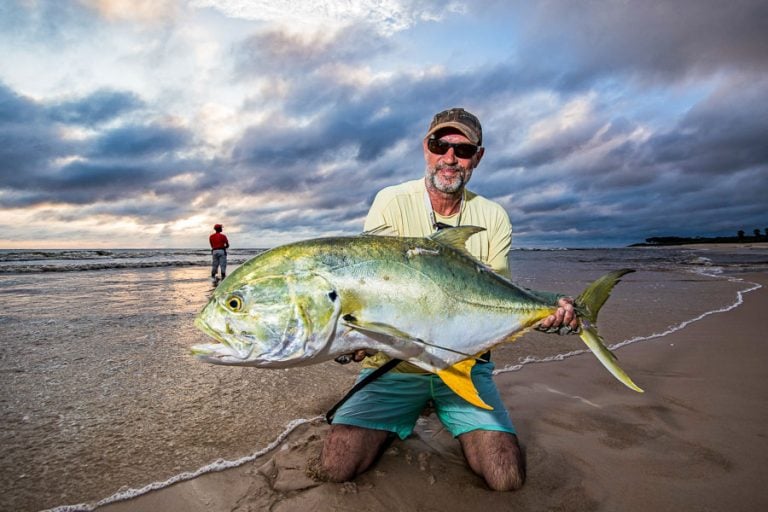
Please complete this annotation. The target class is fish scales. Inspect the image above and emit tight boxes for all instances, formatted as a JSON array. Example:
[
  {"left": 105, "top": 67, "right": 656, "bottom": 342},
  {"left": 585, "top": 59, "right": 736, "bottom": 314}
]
[{"left": 193, "top": 227, "right": 642, "bottom": 409}]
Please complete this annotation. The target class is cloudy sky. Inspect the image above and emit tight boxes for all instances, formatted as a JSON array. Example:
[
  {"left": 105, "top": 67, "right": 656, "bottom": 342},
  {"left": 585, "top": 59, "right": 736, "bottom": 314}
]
[{"left": 1, "top": 0, "right": 766, "bottom": 249}]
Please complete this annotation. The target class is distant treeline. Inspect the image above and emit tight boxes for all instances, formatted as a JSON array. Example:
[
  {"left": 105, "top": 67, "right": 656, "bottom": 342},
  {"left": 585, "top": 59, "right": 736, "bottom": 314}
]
[{"left": 631, "top": 228, "right": 768, "bottom": 247}]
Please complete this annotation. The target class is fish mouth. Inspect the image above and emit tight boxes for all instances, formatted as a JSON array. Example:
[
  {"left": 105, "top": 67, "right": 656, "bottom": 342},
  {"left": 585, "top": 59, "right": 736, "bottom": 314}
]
[
  {"left": 190, "top": 342, "right": 255, "bottom": 365},
  {"left": 193, "top": 316, "right": 256, "bottom": 362},
  {"left": 192, "top": 307, "right": 313, "bottom": 366}
]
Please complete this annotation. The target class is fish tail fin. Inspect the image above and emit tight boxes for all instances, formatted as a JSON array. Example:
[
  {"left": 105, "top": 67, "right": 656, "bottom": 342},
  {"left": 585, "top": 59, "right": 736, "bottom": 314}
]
[
  {"left": 437, "top": 359, "right": 494, "bottom": 410},
  {"left": 575, "top": 269, "right": 644, "bottom": 393},
  {"left": 578, "top": 325, "right": 644, "bottom": 392}
]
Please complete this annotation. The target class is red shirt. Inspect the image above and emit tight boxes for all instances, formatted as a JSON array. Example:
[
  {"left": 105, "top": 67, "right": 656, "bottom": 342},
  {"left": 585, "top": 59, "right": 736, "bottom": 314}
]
[{"left": 209, "top": 232, "right": 229, "bottom": 250}]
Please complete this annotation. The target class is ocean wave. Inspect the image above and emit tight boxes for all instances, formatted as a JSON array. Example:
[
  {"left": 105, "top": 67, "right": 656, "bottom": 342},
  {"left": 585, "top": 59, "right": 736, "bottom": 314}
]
[
  {"left": 0, "top": 249, "right": 265, "bottom": 273},
  {"left": 0, "top": 260, "right": 205, "bottom": 273},
  {"left": 0, "top": 249, "right": 206, "bottom": 262}
]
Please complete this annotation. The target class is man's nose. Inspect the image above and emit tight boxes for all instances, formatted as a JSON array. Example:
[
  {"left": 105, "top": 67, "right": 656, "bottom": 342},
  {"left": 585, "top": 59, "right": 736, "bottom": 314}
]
[{"left": 441, "top": 147, "right": 457, "bottom": 163}]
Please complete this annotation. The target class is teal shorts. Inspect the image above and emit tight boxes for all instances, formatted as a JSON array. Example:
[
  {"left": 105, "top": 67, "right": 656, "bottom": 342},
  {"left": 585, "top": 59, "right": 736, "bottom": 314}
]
[{"left": 331, "top": 361, "right": 516, "bottom": 440}]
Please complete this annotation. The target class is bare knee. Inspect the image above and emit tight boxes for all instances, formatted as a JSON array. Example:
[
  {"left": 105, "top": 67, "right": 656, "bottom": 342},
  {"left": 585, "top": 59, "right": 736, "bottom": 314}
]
[
  {"left": 320, "top": 424, "right": 390, "bottom": 482},
  {"left": 459, "top": 431, "right": 525, "bottom": 491}
]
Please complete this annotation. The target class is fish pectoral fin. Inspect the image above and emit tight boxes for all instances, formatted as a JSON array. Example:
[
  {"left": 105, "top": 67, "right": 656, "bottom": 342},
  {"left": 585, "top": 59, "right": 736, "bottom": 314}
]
[
  {"left": 437, "top": 359, "right": 493, "bottom": 410},
  {"left": 343, "top": 316, "right": 478, "bottom": 361},
  {"left": 342, "top": 317, "right": 417, "bottom": 342},
  {"left": 342, "top": 317, "right": 425, "bottom": 357}
]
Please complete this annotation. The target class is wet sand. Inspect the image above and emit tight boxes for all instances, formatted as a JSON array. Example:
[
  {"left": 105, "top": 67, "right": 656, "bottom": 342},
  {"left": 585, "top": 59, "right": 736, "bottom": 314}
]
[
  {"left": 3, "top": 252, "right": 765, "bottom": 512},
  {"left": 0, "top": 268, "right": 360, "bottom": 512},
  {"left": 95, "top": 273, "right": 768, "bottom": 512}
]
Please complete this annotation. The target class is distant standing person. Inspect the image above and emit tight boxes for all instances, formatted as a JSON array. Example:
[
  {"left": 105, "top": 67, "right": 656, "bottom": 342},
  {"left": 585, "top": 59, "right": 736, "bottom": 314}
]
[{"left": 209, "top": 224, "right": 229, "bottom": 282}]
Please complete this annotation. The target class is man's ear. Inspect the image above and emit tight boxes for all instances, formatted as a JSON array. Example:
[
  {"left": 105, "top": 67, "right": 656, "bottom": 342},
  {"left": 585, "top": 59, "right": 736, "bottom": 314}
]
[{"left": 473, "top": 147, "right": 485, "bottom": 166}]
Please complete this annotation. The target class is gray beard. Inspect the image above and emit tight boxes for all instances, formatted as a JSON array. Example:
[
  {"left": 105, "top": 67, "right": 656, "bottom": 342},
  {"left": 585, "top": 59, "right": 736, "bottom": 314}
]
[{"left": 426, "top": 165, "right": 468, "bottom": 194}]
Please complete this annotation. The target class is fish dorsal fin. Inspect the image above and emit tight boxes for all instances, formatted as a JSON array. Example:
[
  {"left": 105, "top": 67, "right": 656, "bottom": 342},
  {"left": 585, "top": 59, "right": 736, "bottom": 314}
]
[
  {"left": 429, "top": 226, "right": 485, "bottom": 255},
  {"left": 361, "top": 224, "right": 398, "bottom": 236},
  {"left": 437, "top": 359, "right": 493, "bottom": 410}
]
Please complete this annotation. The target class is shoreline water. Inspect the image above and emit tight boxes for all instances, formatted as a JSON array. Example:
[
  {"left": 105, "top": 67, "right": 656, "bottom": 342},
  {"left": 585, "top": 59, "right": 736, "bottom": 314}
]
[
  {"left": 1, "top": 245, "right": 766, "bottom": 511},
  {"left": 3, "top": 242, "right": 766, "bottom": 274},
  {"left": 94, "top": 272, "right": 768, "bottom": 512}
]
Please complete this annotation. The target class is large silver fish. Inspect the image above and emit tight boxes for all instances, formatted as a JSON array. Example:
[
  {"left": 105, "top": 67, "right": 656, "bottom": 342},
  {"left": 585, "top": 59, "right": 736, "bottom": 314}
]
[{"left": 193, "top": 227, "right": 642, "bottom": 409}]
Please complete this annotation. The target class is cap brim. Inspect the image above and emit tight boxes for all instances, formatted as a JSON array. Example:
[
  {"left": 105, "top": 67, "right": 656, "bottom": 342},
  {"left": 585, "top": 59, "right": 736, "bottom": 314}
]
[{"left": 425, "top": 122, "right": 481, "bottom": 145}]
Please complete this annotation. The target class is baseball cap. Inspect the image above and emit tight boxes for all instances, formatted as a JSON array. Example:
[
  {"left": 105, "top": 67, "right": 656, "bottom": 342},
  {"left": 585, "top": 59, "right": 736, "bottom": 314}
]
[{"left": 425, "top": 107, "right": 482, "bottom": 146}]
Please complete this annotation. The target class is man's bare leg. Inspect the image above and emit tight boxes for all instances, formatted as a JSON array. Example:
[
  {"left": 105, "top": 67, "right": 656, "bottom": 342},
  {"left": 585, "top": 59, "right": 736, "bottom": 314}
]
[
  {"left": 320, "top": 424, "right": 391, "bottom": 482},
  {"left": 459, "top": 431, "right": 525, "bottom": 491}
]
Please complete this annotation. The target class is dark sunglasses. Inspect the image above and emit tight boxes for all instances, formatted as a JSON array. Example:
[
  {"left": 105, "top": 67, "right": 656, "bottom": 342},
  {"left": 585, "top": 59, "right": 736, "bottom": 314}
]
[{"left": 427, "top": 137, "right": 479, "bottom": 159}]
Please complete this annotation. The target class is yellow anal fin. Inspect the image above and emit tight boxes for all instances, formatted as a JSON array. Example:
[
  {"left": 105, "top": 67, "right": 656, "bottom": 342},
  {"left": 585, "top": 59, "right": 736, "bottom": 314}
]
[{"left": 436, "top": 359, "right": 493, "bottom": 410}]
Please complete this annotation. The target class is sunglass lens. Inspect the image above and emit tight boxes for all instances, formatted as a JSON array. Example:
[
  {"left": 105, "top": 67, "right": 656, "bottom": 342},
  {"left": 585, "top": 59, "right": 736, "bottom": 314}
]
[
  {"left": 428, "top": 138, "right": 477, "bottom": 158},
  {"left": 428, "top": 138, "right": 449, "bottom": 155},
  {"left": 454, "top": 144, "right": 477, "bottom": 158}
]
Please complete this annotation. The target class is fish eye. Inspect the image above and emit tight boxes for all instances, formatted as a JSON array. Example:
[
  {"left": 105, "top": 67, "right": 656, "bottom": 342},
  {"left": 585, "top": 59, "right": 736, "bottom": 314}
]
[{"left": 225, "top": 295, "right": 243, "bottom": 312}]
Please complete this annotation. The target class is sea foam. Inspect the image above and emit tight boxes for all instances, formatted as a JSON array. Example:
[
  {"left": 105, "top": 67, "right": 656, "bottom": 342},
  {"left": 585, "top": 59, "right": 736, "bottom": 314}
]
[
  {"left": 41, "top": 416, "right": 323, "bottom": 512},
  {"left": 494, "top": 273, "right": 761, "bottom": 375}
]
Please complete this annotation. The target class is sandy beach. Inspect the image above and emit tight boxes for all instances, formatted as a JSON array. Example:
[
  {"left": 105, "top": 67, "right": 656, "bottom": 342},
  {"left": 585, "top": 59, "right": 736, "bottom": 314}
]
[
  {"left": 92, "top": 272, "right": 768, "bottom": 512},
  {"left": 4, "top": 245, "right": 767, "bottom": 512}
]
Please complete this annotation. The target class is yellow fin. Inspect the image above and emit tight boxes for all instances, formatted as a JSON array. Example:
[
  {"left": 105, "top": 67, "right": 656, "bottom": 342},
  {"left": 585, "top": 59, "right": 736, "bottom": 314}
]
[
  {"left": 579, "top": 326, "right": 644, "bottom": 393},
  {"left": 436, "top": 359, "right": 493, "bottom": 410}
]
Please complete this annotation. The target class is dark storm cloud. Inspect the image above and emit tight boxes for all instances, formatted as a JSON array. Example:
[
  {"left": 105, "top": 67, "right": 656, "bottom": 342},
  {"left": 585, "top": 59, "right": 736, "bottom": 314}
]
[
  {"left": 48, "top": 89, "right": 145, "bottom": 126},
  {"left": 5, "top": 1, "right": 766, "bottom": 247},
  {"left": 0, "top": 81, "right": 40, "bottom": 122},
  {"left": 0, "top": 82, "right": 73, "bottom": 186},
  {"left": 0, "top": 82, "right": 200, "bottom": 209},
  {"left": 52, "top": 160, "right": 169, "bottom": 191},
  {"left": 231, "top": 103, "right": 419, "bottom": 172},
  {"left": 471, "top": 73, "right": 768, "bottom": 246},
  {"left": 77, "top": 201, "right": 188, "bottom": 223},
  {"left": 517, "top": 0, "right": 768, "bottom": 83},
  {"left": 230, "top": 22, "right": 435, "bottom": 176},
  {"left": 643, "top": 78, "right": 768, "bottom": 176},
  {"left": 228, "top": 58, "right": 538, "bottom": 201},
  {"left": 89, "top": 123, "right": 192, "bottom": 158},
  {"left": 180, "top": 0, "right": 768, "bottom": 246},
  {"left": 12, "top": 157, "right": 202, "bottom": 206},
  {"left": 228, "top": 199, "right": 371, "bottom": 240}
]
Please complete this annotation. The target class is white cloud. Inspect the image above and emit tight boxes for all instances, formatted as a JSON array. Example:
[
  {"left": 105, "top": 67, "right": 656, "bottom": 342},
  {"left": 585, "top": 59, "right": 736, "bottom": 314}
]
[
  {"left": 189, "top": 0, "right": 459, "bottom": 35},
  {"left": 525, "top": 94, "right": 597, "bottom": 144},
  {"left": 80, "top": 0, "right": 180, "bottom": 22},
  {"left": 2, "top": 0, "right": 766, "bottom": 249}
]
